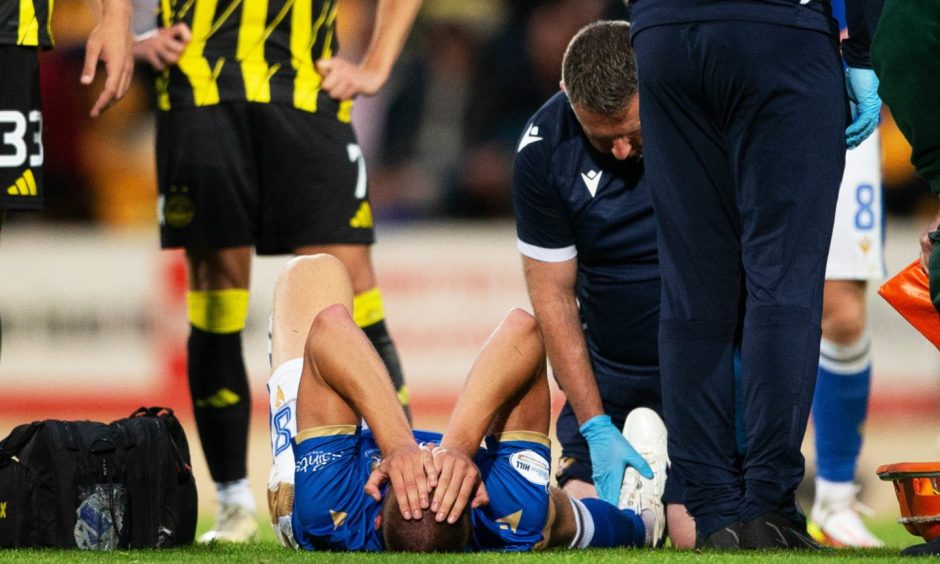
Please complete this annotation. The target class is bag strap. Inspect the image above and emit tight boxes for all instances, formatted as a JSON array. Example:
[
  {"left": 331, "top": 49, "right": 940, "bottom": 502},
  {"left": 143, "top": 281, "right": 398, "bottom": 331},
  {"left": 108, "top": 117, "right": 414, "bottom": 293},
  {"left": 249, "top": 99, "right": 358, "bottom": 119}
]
[{"left": 130, "top": 406, "right": 175, "bottom": 419}]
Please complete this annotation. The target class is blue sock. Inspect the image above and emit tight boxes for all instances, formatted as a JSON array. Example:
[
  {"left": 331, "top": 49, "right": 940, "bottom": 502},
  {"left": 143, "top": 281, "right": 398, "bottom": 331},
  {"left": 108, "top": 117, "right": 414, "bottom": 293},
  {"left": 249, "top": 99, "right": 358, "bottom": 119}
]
[
  {"left": 812, "top": 336, "right": 872, "bottom": 482},
  {"left": 569, "top": 497, "right": 646, "bottom": 548}
]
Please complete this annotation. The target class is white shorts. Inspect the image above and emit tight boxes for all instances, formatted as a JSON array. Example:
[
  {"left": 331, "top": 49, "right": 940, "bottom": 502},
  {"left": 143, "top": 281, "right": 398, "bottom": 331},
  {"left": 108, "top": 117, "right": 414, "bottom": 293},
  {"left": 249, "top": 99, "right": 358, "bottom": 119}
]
[
  {"left": 267, "top": 358, "right": 303, "bottom": 549},
  {"left": 825, "top": 129, "right": 886, "bottom": 281}
]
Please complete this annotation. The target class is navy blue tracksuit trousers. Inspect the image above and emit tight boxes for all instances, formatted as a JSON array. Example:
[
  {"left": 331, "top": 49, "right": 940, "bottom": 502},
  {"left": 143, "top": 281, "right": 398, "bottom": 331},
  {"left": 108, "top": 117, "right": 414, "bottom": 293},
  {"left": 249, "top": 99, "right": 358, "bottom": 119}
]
[{"left": 633, "top": 22, "right": 847, "bottom": 537}]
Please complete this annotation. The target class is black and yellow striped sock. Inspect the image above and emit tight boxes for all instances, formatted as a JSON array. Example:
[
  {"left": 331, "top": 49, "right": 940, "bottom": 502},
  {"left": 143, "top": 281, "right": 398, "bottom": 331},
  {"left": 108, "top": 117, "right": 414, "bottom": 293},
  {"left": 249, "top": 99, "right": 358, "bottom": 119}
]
[
  {"left": 187, "top": 289, "right": 251, "bottom": 483},
  {"left": 354, "top": 287, "right": 411, "bottom": 423}
]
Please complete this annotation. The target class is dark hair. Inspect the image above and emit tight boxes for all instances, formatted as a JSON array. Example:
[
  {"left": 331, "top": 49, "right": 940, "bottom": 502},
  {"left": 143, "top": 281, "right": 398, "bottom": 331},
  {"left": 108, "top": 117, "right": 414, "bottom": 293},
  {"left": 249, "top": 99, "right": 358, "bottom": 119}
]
[
  {"left": 381, "top": 489, "right": 472, "bottom": 552},
  {"left": 561, "top": 21, "right": 637, "bottom": 115}
]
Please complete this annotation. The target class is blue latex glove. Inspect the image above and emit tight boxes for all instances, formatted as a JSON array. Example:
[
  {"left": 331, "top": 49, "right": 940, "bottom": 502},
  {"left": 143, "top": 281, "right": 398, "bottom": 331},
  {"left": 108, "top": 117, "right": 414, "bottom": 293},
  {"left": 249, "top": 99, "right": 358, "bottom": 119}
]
[
  {"left": 845, "top": 67, "right": 882, "bottom": 149},
  {"left": 579, "top": 414, "right": 654, "bottom": 505}
]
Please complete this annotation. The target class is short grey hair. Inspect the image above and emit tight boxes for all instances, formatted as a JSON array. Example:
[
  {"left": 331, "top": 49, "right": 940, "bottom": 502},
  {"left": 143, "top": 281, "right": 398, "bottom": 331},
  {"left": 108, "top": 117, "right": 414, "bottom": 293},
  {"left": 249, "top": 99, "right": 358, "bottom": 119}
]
[{"left": 561, "top": 21, "right": 637, "bottom": 115}]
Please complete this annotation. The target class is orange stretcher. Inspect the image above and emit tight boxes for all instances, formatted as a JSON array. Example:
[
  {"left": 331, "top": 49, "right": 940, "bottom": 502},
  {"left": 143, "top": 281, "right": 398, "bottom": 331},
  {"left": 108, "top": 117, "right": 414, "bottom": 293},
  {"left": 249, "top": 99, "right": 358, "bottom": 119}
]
[
  {"left": 877, "top": 260, "right": 940, "bottom": 350},
  {"left": 878, "top": 462, "right": 940, "bottom": 542}
]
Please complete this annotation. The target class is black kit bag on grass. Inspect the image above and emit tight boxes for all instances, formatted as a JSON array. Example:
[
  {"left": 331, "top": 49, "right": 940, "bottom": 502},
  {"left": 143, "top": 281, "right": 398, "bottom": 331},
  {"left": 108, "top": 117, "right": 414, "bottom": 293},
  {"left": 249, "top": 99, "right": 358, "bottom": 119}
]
[
  {"left": 0, "top": 407, "right": 197, "bottom": 549},
  {"left": 116, "top": 407, "right": 198, "bottom": 548},
  {"left": 0, "top": 449, "right": 33, "bottom": 547}
]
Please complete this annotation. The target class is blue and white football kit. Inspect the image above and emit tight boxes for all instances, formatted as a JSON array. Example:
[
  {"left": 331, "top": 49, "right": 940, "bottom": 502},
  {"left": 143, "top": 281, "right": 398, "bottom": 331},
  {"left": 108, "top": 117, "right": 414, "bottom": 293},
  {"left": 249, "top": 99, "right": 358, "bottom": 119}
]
[
  {"left": 266, "top": 341, "right": 652, "bottom": 551},
  {"left": 511, "top": 92, "right": 682, "bottom": 504},
  {"left": 267, "top": 360, "right": 553, "bottom": 552},
  {"left": 291, "top": 427, "right": 552, "bottom": 552}
]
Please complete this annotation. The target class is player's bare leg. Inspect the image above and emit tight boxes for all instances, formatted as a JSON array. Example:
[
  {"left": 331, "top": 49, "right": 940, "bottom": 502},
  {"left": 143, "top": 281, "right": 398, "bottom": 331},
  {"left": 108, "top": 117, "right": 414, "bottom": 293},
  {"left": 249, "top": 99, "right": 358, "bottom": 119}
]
[
  {"left": 562, "top": 480, "right": 597, "bottom": 499},
  {"left": 668, "top": 505, "right": 696, "bottom": 549},
  {"left": 821, "top": 280, "right": 867, "bottom": 344},
  {"left": 270, "top": 254, "right": 354, "bottom": 368},
  {"left": 268, "top": 254, "right": 429, "bottom": 545},
  {"left": 810, "top": 279, "right": 883, "bottom": 548},
  {"left": 267, "top": 254, "right": 357, "bottom": 545},
  {"left": 186, "top": 245, "right": 256, "bottom": 543},
  {"left": 295, "top": 243, "right": 411, "bottom": 422}
]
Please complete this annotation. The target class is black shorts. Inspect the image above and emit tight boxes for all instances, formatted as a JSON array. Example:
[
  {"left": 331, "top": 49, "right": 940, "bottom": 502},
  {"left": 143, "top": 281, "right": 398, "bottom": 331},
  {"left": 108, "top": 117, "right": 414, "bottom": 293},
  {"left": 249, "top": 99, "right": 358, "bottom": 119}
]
[
  {"left": 0, "top": 46, "right": 43, "bottom": 211},
  {"left": 156, "top": 102, "right": 375, "bottom": 255}
]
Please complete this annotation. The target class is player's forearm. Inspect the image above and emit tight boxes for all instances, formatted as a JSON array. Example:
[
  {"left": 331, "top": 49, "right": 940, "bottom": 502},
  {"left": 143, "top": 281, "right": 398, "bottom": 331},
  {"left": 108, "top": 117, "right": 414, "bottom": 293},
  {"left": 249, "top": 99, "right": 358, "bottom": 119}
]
[
  {"left": 359, "top": 0, "right": 422, "bottom": 85},
  {"left": 536, "top": 296, "right": 605, "bottom": 425},
  {"left": 349, "top": 390, "right": 414, "bottom": 453},
  {"left": 440, "top": 364, "right": 520, "bottom": 457},
  {"left": 87, "top": 0, "right": 132, "bottom": 23},
  {"left": 439, "top": 395, "right": 498, "bottom": 457},
  {"left": 312, "top": 334, "right": 414, "bottom": 452},
  {"left": 522, "top": 257, "right": 605, "bottom": 424},
  {"left": 441, "top": 310, "right": 545, "bottom": 455}
]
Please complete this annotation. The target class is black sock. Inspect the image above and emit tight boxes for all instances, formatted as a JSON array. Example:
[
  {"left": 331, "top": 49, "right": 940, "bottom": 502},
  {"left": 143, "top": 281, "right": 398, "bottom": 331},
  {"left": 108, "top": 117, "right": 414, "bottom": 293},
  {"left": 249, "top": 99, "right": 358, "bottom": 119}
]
[{"left": 188, "top": 326, "right": 251, "bottom": 483}]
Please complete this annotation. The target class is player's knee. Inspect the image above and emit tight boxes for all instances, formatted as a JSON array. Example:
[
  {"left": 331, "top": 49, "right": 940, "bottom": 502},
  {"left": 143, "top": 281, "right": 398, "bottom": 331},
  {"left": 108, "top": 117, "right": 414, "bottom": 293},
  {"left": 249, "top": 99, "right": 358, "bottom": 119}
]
[
  {"left": 305, "top": 304, "right": 354, "bottom": 363},
  {"left": 503, "top": 308, "right": 539, "bottom": 337},
  {"left": 821, "top": 306, "right": 866, "bottom": 345},
  {"left": 280, "top": 254, "right": 345, "bottom": 287},
  {"left": 310, "top": 303, "right": 354, "bottom": 335}
]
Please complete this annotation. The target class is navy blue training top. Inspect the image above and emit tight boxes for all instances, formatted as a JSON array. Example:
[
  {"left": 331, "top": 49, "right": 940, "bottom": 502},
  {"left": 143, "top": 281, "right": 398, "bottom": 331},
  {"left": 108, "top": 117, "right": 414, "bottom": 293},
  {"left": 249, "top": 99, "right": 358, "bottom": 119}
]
[{"left": 512, "top": 91, "right": 660, "bottom": 377}]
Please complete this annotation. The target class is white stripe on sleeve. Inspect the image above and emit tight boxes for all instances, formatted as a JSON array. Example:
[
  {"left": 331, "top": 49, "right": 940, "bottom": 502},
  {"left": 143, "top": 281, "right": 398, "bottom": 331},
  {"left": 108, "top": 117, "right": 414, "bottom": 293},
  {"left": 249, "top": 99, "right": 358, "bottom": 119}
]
[{"left": 517, "top": 240, "right": 577, "bottom": 262}]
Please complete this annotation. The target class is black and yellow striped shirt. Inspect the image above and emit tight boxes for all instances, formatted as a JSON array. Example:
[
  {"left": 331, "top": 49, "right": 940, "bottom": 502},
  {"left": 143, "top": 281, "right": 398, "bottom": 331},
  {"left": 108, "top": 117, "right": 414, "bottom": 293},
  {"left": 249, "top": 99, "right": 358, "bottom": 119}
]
[
  {"left": 157, "top": 0, "right": 353, "bottom": 122},
  {"left": 0, "top": 0, "right": 53, "bottom": 48}
]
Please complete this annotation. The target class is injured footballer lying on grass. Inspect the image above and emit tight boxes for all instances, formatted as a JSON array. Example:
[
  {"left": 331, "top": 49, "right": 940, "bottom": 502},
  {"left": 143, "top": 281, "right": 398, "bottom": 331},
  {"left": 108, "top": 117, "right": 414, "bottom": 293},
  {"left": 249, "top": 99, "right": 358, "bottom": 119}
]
[{"left": 262, "top": 253, "right": 668, "bottom": 552}]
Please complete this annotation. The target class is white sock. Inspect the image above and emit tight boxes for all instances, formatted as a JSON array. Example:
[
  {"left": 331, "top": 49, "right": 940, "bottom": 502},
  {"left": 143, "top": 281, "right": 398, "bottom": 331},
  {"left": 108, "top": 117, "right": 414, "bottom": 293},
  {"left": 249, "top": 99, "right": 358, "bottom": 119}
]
[
  {"left": 568, "top": 497, "right": 595, "bottom": 549},
  {"left": 641, "top": 509, "right": 656, "bottom": 546},
  {"left": 815, "top": 477, "right": 856, "bottom": 502},
  {"left": 217, "top": 478, "right": 256, "bottom": 511}
]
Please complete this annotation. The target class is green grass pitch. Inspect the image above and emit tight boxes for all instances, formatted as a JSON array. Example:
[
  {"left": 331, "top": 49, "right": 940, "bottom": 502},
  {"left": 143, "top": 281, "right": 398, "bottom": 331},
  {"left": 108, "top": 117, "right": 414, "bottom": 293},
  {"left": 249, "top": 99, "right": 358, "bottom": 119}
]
[{"left": 0, "top": 516, "right": 926, "bottom": 562}]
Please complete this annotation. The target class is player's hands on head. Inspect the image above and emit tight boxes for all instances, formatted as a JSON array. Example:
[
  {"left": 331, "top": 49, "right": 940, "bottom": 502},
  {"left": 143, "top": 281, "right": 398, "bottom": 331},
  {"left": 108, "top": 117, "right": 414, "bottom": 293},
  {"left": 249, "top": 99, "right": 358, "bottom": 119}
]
[
  {"left": 429, "top": 446, "right": 487, "bottom": 524},
  {"left": 82, "top": 0, "right": 134, "bottom": 118},
  {"left": 134, "top": 23, "right": 192, "bottom": 71},
  {"left": 845, "top": 67, "right": 882, "bottom": 150},
  {"left": 315, "top": 57, "right": 387, "bottom": 101},
  {"left": 579, "top": 414, "right": 653, "bottom": 505},
  {"left": 364, "top": 443, "right": 437, "bottom": 520}
]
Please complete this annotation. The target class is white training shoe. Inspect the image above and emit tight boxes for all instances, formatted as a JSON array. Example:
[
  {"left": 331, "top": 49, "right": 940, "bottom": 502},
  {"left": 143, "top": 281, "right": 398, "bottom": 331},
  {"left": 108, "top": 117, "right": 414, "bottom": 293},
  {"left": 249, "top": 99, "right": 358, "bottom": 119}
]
[
  {"left": 808, "top": 482, "right": 884, "bottom": 548},
  {"left": 198, "top": 503, "right": 258, "bottom": 544},
  {"left": 618, "top": 407, "right": 668, "bottom": 547}
]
